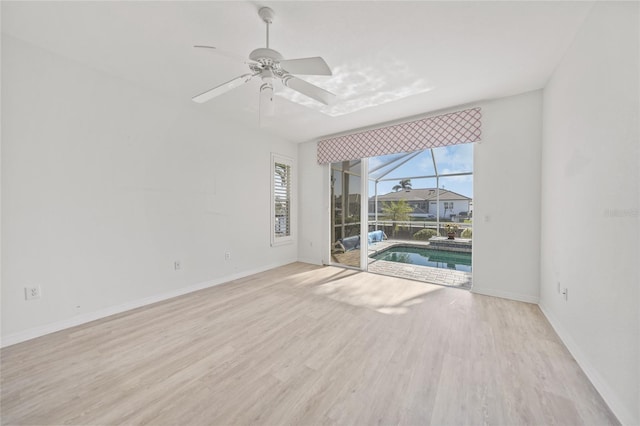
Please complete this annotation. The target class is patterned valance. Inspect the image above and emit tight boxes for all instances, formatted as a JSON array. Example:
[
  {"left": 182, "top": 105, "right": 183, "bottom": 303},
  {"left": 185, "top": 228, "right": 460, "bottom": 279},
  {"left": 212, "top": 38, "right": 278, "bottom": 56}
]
[{"left": 317, "top": 107, "right": 482, "bottom": 164}]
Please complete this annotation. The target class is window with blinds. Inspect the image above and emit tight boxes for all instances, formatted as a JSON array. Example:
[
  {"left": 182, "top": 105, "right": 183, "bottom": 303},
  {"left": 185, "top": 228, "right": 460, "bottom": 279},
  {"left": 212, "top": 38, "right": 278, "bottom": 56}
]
[{"left": 271, "top": 153, "right": 294, "bottom": 246}]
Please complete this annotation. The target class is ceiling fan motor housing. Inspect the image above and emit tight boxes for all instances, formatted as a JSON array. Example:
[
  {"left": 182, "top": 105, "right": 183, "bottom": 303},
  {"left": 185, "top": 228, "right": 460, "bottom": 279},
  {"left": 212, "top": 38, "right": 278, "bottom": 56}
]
[{"left": 249, "top": 48, "right": 284, "bottom": 67}]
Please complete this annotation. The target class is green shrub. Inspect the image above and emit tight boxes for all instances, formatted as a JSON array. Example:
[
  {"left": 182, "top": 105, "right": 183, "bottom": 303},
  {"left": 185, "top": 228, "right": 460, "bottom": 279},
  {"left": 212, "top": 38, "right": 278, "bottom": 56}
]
[
  {"left": 461, "top": 228, "right": 472, "bottom": 239},
  {"left": 413, "top": 229, "right": 437, "bottom": 241}
]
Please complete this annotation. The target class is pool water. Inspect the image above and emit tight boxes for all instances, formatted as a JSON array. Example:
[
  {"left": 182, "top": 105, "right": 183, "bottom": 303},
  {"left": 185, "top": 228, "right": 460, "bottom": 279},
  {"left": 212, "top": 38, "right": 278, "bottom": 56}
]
[{"left": 371, "top": 245, "right": 472, "bottom": 272}]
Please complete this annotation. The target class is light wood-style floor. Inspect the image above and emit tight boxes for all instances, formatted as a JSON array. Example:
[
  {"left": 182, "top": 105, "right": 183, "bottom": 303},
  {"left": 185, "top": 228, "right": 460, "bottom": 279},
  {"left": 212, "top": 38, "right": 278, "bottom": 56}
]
[{"left": 1, "top": 262, "right": 618, "bottom": 425}]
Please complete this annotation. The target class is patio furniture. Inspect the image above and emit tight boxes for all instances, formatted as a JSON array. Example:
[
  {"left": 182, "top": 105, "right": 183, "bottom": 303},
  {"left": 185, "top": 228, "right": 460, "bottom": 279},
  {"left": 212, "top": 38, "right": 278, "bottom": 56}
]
[
  {"left": 334, "top": 231, "right": 387, "bottom": 253},
  {"left": 334, "top": 235, "right": 361, "bottom": 253},
  {"left": 368, "top": 230, "right": 387, "bottom": 243}
]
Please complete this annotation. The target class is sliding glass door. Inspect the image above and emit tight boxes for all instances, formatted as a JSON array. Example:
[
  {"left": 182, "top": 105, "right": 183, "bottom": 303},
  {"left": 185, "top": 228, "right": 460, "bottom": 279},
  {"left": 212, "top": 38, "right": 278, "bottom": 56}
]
[
  {"left": 328, "top": 146, "right": 473, "bottom": 287},
  {"left": 330, "top": 160, "right": 363, "bottom": 268}
]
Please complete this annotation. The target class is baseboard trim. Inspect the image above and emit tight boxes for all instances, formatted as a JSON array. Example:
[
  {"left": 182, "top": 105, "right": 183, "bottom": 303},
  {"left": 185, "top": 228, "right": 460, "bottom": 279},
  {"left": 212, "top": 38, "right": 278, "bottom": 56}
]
[
  {"left": 538, "top": 303, "right": 634, "bottom": 426},
  {"left": 471, "top": 287, "right": 539, "bottom": 304},
  {"left": 296, "top": 257, "right": 323, "bottom": 266},
  {"left": 1, "top": 260, "right": 297, "bottom": 348}
]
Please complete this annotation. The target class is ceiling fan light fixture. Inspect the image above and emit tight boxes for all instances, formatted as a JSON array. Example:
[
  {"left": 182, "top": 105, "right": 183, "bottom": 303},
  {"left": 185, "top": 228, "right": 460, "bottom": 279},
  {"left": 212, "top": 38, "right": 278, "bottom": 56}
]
[{"left": 260, "top": 72, "right": 275, "bottom": 116}]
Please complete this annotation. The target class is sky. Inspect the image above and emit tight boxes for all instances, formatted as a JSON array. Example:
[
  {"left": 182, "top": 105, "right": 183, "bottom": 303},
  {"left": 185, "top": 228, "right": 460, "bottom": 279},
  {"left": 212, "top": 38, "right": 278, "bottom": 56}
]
[{"left": 367, "top": 143, "right": 473, "bottom": 199}]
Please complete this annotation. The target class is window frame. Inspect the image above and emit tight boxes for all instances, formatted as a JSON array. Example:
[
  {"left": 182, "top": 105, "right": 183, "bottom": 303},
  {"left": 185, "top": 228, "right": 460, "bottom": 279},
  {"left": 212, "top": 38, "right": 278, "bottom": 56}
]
[{"left": 271, "top": 153, "right": 295, "bottom": 247}]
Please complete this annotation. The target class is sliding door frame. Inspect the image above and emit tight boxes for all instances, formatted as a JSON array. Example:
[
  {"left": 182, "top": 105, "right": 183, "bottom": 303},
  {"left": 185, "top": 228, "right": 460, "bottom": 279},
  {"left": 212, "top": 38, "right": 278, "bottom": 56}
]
[
  {"left": 359, "top": 159, "right": 369, "bottom": 270},
  {"left": 326, "top": 160, "right": 369, "bottom": 271}
]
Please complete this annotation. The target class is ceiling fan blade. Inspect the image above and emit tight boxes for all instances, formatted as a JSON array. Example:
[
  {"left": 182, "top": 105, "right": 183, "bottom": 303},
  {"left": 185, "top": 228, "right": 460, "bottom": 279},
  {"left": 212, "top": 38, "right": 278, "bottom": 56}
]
[
  {"left": 283, "top": 76, "right": 336, "bottom": 105},
  {"left": 193, "top": 45, "right": 253, "bottom": 64},
  {"left": 279, "top": 57, "right": 332, "bottom": 76},
  {"left": 192, "top": 73, "right": 255, "bottom": 103},
  {"left": 194, "top": 45, "right": 217, "bottom": 50}
]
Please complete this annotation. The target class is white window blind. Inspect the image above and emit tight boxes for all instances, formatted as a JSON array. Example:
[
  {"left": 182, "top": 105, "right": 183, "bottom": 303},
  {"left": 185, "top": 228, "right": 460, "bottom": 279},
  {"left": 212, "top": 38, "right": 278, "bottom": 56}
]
[{"left": 271, "top": 154, "right": 294, "bottom": 246}]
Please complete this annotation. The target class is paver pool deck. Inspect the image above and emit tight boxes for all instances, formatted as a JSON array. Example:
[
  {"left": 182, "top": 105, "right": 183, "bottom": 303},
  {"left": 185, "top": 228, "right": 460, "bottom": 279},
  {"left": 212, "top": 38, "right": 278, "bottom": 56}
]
[{"left": 331, "top": 239, "right": 473, "bottom": 290}]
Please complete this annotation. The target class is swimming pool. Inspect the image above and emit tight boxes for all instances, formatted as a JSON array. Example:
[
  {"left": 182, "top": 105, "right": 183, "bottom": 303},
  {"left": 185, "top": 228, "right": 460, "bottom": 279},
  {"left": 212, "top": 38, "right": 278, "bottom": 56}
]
[{"left": 371, "top": 245, "right": 472, "bottom": 272}]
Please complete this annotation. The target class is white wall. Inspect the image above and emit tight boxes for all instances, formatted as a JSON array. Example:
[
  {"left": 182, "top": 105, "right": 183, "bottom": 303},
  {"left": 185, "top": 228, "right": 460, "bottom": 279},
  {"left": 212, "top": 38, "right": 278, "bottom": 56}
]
[
  {"left": 540, "top": 3, "right": 639, "bottom": 425},
  {"left": 297, "top": 140, "right": 327, "bottom": 265},
  {"left": 297, "top": 91, "right": 543, "bottom": 303},
  {"left": 472, "top": 91, "right": 542, "bottom": 303},
  {"left": 1, "top": 36, "right": 298, "bottom": 345}
]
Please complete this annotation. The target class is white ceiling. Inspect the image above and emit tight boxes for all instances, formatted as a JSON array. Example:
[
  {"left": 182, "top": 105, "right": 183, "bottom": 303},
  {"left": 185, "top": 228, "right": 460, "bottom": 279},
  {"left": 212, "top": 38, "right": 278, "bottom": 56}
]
[{"left": 2, "top": 1, "right": 593, "bottom": 143}]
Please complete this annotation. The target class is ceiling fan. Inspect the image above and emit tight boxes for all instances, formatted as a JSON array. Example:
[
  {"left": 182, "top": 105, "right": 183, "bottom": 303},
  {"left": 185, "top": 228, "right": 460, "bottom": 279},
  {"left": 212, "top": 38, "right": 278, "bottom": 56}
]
[{"left": 192, "top": 7, "right": 336, "bottom": 116}]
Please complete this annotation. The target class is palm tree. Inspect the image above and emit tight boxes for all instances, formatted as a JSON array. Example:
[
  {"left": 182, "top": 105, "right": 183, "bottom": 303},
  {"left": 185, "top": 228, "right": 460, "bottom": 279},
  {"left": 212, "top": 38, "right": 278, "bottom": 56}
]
[
  {"left": 392, "top": 179, "right": 412, "bottom": 192},
  {"left": 382, "top": 200, "right": 413, "bottom": 237}
]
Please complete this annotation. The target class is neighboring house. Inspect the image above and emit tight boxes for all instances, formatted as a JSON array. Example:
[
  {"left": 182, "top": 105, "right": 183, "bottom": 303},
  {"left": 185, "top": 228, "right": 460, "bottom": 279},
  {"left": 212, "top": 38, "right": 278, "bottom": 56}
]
[{"left": 369, "top": 188, "right": 472, "bottom": 219}]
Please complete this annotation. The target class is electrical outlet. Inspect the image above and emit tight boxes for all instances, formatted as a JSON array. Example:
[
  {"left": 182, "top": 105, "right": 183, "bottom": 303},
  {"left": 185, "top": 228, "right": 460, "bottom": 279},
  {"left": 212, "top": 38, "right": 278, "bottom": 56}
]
[
  {"left": 224, "top": 251, "right": 231, "bottom": 261},
  {"left": 25, "top": 286, "right": 41, "bottom": 300},
  {"left": 174, "top": 261, "right": 181, "bottom": 270}
]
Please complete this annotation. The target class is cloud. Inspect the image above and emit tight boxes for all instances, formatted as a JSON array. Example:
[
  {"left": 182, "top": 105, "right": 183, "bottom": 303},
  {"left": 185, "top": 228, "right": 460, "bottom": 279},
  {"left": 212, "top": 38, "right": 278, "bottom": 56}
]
[
  {"left": 433, "top": 144, "right": 473, "bottom": 172},
  {"left": 439, "top": 170, "right": 473, "bottom": 183},
  {"left": 417, "top": 154, "right": 435, "bottom": 173},
  {"left": 368, "top": 157, "right": 384, "bottom": 170}
]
